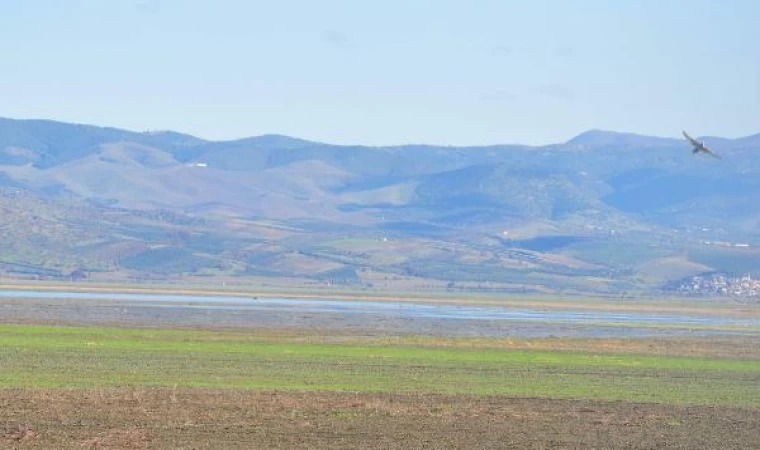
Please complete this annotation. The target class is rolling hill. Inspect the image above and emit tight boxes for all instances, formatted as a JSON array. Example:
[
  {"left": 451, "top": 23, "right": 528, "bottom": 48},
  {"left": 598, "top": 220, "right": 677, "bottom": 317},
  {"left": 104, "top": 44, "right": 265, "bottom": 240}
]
[{"left": 1, "top": 117, "right": 759, "bottom": 293}]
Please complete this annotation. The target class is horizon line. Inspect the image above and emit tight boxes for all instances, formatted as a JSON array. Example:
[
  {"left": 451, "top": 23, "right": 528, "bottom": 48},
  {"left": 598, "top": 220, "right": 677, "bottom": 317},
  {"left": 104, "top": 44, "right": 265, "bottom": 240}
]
[{"left": 1, "top": 115, "right": 756, "bottom": 148}]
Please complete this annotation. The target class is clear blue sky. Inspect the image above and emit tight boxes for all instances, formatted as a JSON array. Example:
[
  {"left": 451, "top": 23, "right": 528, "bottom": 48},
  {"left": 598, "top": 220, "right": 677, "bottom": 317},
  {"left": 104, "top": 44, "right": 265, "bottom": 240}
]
[{"left": 1, "top": 0, "right": 758, "bottom": 145}]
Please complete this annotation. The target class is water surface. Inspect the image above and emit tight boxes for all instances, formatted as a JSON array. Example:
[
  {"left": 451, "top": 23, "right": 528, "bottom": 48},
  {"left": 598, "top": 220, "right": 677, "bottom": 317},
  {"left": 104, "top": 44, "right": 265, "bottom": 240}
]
[{"left": 0, "top": 289, "right": 756, "bottom": 338}]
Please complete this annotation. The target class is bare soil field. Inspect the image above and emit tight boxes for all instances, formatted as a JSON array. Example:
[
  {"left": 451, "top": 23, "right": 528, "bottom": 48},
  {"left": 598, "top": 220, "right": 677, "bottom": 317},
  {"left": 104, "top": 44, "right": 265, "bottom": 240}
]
[{"left": 2, "top": 389, "right": 758, "bottom": 450}]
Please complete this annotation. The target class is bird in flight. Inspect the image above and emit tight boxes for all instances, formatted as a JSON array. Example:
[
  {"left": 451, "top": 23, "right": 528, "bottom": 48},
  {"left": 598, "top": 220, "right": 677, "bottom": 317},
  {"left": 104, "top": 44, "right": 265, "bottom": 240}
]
[{"left": 682, "top": 131, "right": 721, "bottom": 159}]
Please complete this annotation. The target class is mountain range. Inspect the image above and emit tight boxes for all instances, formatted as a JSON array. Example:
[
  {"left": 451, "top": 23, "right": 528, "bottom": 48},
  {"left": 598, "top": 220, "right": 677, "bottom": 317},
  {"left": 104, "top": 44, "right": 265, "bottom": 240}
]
[{"left": 1, "top": 117, "right": 759, "bottom": 294}]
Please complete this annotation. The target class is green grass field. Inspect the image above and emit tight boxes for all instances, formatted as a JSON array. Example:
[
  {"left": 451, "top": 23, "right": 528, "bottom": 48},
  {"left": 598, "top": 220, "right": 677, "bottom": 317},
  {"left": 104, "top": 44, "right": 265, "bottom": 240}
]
[{"left": 1, "top": 325, "right": 758, "bottom": 407}]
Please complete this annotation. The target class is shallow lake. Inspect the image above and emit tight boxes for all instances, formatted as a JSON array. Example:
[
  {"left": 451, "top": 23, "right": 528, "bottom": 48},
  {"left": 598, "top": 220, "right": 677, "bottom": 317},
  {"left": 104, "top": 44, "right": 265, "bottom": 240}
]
[{"left": 0, "top": 289, "right": 757, "bottom": 338}]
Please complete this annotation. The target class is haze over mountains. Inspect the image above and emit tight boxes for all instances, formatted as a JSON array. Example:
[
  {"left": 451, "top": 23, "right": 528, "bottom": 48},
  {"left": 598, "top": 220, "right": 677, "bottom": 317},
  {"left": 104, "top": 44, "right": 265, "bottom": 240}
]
[{"left": 1, "top": 117, "right": 759, "bottom": 293}]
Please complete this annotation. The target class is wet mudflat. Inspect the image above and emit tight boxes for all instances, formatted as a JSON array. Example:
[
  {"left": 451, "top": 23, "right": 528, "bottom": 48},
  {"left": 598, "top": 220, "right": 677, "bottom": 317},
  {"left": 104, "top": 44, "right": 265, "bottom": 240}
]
[{"left": 0, "top": 289, "right": 757, "bottom": 338}]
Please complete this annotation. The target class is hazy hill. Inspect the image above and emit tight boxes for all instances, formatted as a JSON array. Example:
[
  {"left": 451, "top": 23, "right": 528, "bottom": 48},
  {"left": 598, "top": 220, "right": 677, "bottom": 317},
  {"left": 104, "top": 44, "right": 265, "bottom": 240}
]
[
  {"left": 565, "top": 129, "right": 681, "bottom": 149},
  {"left": 2, "top": 117, "right": 759, "bottom": 291},
  {"left": 0, "top": 118, "right": 204, "bottom": 168}
]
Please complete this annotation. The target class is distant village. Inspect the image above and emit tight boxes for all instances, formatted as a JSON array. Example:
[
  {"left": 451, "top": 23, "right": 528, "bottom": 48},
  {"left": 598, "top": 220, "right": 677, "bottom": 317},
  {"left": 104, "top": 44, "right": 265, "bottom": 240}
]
[{"left": 670, "top": 273, "right": 760, "bottom": 299}]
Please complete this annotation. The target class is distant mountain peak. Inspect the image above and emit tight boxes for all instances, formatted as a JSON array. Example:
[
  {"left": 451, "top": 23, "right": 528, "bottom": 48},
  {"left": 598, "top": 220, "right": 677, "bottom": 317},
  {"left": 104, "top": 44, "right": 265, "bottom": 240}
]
[
  {"left": 231, "top": 134, "right": 319, "bottom": 149},
  {"left": 139, "top": 129, "right": 206, "bottom": 146},
  {"left": 566, "top": 129, "right": 679, "bottom": 148}
]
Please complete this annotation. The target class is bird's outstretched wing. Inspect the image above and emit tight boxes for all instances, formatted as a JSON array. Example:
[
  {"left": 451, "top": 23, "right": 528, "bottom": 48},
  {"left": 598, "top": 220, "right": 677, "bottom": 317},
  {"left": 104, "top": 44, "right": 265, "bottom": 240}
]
[
  {"left": 682, "top": 130, "right": 700, "bottom": 147},
  {"left": 703, "top": 147, "right": 722, "bottom": 159}
]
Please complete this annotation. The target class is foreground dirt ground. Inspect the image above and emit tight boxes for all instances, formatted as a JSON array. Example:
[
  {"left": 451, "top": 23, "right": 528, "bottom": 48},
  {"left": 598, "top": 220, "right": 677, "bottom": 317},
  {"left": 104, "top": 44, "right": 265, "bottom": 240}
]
[{"left": 1, "top": 389, "right": 758, "bottom": 449}]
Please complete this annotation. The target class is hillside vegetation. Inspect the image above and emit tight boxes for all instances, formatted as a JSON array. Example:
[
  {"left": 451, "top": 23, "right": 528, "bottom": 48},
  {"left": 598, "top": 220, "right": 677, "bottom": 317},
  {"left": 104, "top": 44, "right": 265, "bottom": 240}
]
[{"left": 2, "top": 118, "right": 759, "bottom": 293}]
